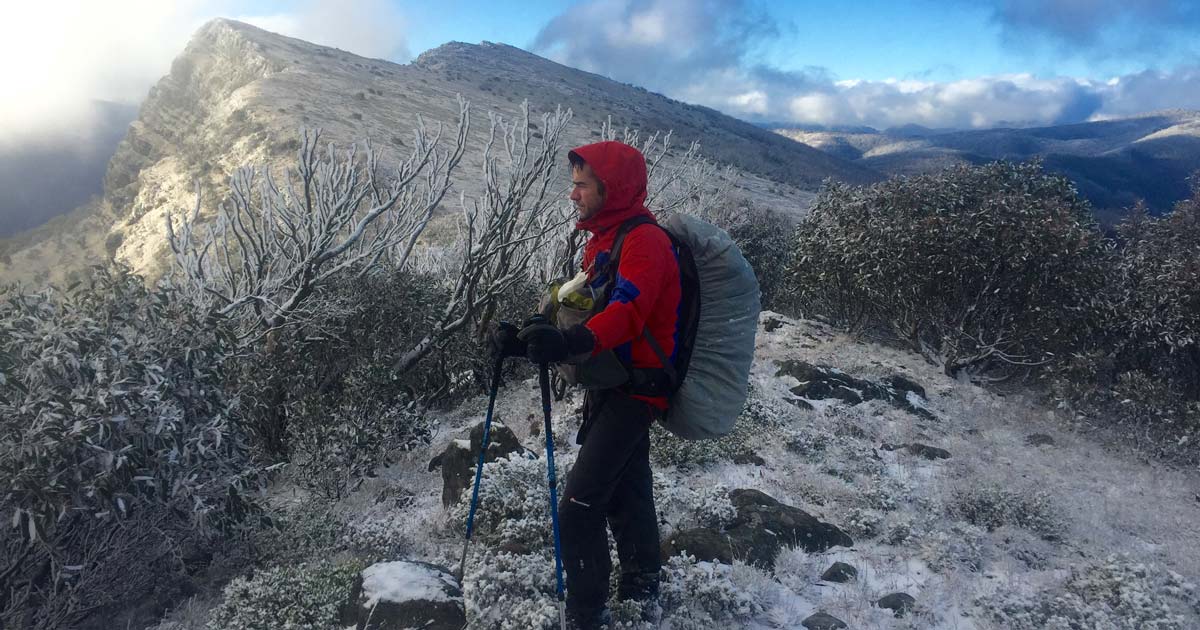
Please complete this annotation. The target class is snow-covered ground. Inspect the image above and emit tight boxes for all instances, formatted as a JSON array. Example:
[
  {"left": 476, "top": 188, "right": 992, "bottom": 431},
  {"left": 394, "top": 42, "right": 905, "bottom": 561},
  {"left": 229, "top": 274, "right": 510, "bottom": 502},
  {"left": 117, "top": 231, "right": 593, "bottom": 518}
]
[{"left": 282, "top": 311, "right": 1200, "bottom": 629}]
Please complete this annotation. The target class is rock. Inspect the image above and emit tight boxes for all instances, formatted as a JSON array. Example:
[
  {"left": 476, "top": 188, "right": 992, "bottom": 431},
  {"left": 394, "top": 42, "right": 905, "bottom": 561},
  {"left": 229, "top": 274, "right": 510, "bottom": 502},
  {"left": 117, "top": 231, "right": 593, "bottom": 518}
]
[
  {"left": 733, "top": 451, "right": 766, "bottom": 466},
  {"left": 884, "top": 374, "right": 926, "bottom": 399},
  {"left": 776, "top": 360, "right": 935, "bottom": 420},
  {"left": 725, "top": 489, "right": 853, "bottom": 568},
  {"left": 802, "top": 611, "right": 848, "bottom": 629},
  {"left": 820, "top": 561, "right": 858, "bottom": 583},
  {"left": 763, "top": 317, "right": 786, "bottom": 332},
  {"left": 1025, "top": 433, "right": 1055, "bottom": 447},
  {"left": 877, "top": 592, "right": 916, "bottom": 618},
  {"left": 356, "top": 561, "right": 465, "bottom": 630},
  {"left": 435, "top": 422, "right": 528, "bottom": 506},
  {"left": 905, "top": 443, "right": 951, "bottom": 460},
  {"left": 661, "top": 528, "right": 733, "bottom": 564},
  {"left": 786, "top": 397, "right": 815, "bottom": 411}
]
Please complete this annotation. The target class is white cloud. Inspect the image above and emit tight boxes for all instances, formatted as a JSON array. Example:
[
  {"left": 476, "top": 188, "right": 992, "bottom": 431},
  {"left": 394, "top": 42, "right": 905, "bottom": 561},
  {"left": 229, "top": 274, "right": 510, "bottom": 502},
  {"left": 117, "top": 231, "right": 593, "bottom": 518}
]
[{"left": 0, "top": 0, "right": 409, "bottom": 146}]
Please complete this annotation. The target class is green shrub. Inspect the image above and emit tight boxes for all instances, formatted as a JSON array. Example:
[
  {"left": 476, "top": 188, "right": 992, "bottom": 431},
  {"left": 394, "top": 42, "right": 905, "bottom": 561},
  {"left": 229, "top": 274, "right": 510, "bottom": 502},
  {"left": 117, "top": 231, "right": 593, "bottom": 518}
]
[
  {"left": 788, "top": 161, "right": 1113, "bottom": 377},
  {"left": 206, "top": 560, "right": 364, "bottom": 630}
]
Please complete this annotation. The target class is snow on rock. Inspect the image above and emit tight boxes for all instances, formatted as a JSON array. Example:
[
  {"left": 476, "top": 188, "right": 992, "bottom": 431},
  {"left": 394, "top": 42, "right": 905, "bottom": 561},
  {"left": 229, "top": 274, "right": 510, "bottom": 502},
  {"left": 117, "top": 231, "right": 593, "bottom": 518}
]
[{"left": 356, "top": 560, "right": 465, "bottom": 630}]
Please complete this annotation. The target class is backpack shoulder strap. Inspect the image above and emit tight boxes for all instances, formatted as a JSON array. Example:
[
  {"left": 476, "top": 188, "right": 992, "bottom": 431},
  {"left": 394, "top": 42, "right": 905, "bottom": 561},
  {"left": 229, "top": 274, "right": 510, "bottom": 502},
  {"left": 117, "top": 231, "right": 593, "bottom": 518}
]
[
  {"left": 609, "top": 215, "right": 682, "bottom": 387},
  {"left": 608, "top": 215, "right": 658, "bottom": 277}
]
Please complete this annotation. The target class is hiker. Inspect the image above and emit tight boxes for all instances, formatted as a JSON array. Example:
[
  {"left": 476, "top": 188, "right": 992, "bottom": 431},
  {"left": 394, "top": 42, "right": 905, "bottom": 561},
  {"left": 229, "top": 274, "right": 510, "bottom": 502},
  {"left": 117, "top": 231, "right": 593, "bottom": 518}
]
[{"left": 494, "top": 141, "right": 680, "bottom": 628}]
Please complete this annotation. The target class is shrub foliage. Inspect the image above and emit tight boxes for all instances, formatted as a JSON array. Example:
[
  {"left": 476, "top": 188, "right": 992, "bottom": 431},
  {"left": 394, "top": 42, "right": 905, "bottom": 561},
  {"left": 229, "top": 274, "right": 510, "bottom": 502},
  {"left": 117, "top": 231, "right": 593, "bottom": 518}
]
[{"left": 789, "top": 161, "right": 1113, "bottom": 377}]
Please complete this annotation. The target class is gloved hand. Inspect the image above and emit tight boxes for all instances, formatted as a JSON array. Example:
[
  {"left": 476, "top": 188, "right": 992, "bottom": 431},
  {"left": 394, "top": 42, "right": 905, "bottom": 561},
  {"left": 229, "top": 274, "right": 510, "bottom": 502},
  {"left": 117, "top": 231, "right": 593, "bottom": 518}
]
[
  {"left": 489, "top": 321, "right": 526, "bottom": 358},
  {"left": 518, "top": 315, "right": 595, "bottom": 364}
]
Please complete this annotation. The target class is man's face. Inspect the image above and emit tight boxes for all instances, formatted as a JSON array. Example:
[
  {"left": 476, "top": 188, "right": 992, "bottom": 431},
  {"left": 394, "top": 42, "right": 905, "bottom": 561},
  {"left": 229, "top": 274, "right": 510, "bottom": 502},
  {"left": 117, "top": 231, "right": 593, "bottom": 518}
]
[{"left": 570, "top": 164, "right": 605, "bottom": 221}]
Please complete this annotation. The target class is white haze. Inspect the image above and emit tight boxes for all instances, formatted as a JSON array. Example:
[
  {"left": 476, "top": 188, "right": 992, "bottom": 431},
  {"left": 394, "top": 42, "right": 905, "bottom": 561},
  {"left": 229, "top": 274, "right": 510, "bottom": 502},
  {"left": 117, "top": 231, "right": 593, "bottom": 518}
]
[{"left": 0, "top": 0, "right": 409, "bottom": 148}]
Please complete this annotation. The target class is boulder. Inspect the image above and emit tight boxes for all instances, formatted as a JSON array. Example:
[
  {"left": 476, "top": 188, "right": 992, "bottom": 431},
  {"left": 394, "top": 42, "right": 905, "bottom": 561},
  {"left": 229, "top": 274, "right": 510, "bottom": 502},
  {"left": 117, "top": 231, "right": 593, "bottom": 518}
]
[
  {"left": 775, "top": 360, "right": 935, "bottom": 420},
  {"left": 905, "top": 443, "right": 951, "bottom": 460},
  {"left": 430, "top": 421, "right": 527, "bottom": 506},
  {"left": 1025, "top": 433, "right": 1055, "bottom": 447},
  {"left": 661, "top": 528, "right": 734, "bottom": 564},
  {"left": 880, "top": 442, "right": 951, "bottom": 460},
  {"left": 802, "top": 611, "right": 848, "bottom": 629},
  {"left": 820, "top": 561, "right": 858, "bottom": 583},
  {"left": 726, "top": 489, "right": 853, "bottom": 568},
  {"left": 877, "top": 592, "right": 916, "bottom": 618},
  {"left": 355, "top": 561, "right": 465, "bottom": 630}
]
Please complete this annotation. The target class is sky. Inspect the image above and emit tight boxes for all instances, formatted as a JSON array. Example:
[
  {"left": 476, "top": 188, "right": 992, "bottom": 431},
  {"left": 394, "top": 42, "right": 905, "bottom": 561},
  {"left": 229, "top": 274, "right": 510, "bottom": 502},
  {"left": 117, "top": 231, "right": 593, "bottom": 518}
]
[{"left": 1, "top": 0, "right": 1198, "bottom": 144}]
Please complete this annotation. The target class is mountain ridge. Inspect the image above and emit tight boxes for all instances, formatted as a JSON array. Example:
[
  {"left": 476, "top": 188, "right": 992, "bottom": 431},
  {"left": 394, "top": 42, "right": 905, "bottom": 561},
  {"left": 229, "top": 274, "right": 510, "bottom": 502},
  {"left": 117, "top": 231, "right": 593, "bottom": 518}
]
[{"left": 1, "top": 18, "right": 875, "bottom": 285}]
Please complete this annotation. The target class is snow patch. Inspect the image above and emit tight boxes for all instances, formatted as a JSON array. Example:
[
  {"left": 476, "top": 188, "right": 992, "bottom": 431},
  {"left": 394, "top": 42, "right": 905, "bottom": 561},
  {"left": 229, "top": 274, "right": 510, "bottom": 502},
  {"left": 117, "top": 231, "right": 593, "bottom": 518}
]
[{"left": 360, "top": 561, "right": 461, "bottom": 609}]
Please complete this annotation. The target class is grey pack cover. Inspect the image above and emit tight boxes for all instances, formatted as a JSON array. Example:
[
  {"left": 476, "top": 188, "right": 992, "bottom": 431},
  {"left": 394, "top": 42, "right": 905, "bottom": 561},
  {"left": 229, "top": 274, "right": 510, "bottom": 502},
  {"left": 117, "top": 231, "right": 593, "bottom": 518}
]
[{"left": 660, "top": 213, "right": 760, "bottom": 440}]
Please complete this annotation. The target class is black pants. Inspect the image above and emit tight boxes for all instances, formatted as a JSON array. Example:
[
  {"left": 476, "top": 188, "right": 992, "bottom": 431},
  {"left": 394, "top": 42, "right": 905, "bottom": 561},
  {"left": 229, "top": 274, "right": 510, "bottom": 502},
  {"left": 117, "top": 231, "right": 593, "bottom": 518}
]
[{"left": 560, "top": 389, "right": 661, "bottom": 613}]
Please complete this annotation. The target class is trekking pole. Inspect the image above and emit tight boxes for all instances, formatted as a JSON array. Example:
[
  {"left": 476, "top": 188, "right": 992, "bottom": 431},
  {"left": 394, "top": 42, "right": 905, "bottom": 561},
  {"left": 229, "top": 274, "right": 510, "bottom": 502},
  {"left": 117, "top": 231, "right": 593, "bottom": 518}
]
[
  {"left": 539, "top": 362, "right": 568, "bottom": 630},
  {"left": 457, "top": 352, "right": 506, "bottom": 584}
]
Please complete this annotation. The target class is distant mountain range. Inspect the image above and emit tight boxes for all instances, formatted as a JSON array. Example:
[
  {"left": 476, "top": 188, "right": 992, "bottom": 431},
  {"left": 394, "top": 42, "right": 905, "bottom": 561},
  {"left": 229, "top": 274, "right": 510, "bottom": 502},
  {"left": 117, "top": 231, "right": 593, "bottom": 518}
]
[{"left": 773, "top": 110, "right": 1200, "bottom": 223}]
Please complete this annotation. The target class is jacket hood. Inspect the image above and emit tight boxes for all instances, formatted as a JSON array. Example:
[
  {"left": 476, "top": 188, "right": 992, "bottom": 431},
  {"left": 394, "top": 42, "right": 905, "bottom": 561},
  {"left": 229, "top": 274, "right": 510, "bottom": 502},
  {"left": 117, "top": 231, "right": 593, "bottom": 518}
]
[{"left": 570, "top": 141, "right": 653, "bottom": 235}]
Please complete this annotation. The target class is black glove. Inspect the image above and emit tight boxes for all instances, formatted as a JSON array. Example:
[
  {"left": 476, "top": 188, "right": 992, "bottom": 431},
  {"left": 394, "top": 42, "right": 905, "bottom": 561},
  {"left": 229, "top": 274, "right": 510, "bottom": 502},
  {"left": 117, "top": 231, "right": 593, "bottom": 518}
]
[
  {"left": 518, "top": 315, "right": 595, "bottom": 364},
  {"left": 489, "top": 321, "right": 526, "bottom": 358}
]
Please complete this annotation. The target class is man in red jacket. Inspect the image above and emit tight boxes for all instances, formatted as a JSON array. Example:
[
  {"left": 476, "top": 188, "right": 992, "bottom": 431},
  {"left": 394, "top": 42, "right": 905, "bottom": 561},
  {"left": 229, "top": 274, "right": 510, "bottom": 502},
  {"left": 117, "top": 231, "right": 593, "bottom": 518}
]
[{"left": 516, "top": 141, "right": 681, "bottom": 628}]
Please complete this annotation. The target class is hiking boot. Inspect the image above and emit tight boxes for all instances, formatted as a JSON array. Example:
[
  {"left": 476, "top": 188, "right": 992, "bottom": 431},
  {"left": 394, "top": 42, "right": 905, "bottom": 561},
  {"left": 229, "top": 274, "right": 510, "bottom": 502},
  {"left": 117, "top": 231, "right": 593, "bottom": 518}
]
[
  {"left": 565, "top": 606, "right": 611, "bottom": 630},
  {"left": 618, "top": 572, "right": 661, "bottom": 622}
]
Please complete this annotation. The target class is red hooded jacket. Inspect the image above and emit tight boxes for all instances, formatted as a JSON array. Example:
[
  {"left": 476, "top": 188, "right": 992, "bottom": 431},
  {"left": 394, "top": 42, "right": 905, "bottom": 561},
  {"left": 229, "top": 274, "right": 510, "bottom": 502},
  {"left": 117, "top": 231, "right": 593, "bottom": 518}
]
[{"left": 570, "top": 141, "right": 681, "bottom": 409}]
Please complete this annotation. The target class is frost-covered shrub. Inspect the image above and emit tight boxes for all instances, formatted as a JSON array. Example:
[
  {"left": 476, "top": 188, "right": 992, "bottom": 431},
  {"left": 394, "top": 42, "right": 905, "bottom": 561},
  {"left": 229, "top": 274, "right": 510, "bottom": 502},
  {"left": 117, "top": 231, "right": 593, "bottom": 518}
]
[
  {"left": 289, "top": 397, "right": 431, "bottom": 501},
  {"left": 787, "top": 161, "right": 1112, "bottom": 377},
  {"left": 841, "top": 507, "right": 884, "bottom": 539},
  {"left": 0, "top": 267, "right": 257, "bottom": 628},
  {"left": 919, "top": 522, "right": 991, "bottom": 573},
  {"left": 446, "top": 454, "right": 564, "bottom": 548},
  {"left": 659, "top": 556, "right": 766, "bottom": 629},
  {"left": 339, "top": 514, "right": 410, "bottom": 562},
  {"left": 723, "top": 204, "right": 795, "bottom": 312},
  {"left": 0, "top": 266, "right": 252, "bottom": 538},
  {"left": 979, "top": 555, "right": 1200, "bottom": 629},
  {"left": 651, "top": 415, "right": 764, "bottom": 468},
  {"left": 206, "top": 559, "right": 364, "bottom": 630},
  {"left": 949, "top": 484, "right": 1063, "bottom": 540},
  {"left": 253, "top": 502, "right": 346, "bottom": 567},
  {"left": 654, "top": 477, "right": 736, "bottom": 531},
  {"left": 463, "top": 551, "right": 560, "bottom": 629}
]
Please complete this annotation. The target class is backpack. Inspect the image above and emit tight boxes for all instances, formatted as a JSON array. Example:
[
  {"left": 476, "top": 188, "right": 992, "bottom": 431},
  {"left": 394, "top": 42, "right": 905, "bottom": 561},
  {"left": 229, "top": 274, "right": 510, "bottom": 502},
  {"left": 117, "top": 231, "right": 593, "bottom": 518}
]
[{"left": 602, "top": 213, "right": 761, "bottom": 440}]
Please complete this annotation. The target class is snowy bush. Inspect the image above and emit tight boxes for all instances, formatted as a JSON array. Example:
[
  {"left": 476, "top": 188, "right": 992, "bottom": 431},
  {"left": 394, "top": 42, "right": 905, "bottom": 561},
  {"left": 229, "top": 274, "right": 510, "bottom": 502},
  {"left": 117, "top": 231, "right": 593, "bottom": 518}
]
[
  {"left": 288, "top": 397, "right": 431, "bottom": 501},
  {"left": 918, "top": 521, "right": 991, "bottom": 573},
  {"left": 446, "top": 454, "right": 564, "bottom": 548},
  {"left": 659, "top": 556, "right": 767, "bottom": 629},
  {"left": 840, "top": 507, "right": 884, "bottom": 539},
  {"left": 649, "top": 388, "right": 778, "bottom": 467},
  {"left": 462, "top": 551, "right": 560, "bottom": 629},
  {"left": 0, "top": 266, "right": 258, "bottom": 629},
  {"left": 979, "top": 555, "right": 1200, "bottom": 629},
  {"left": 206, "top": 559, "right": 364, "bottom": 630},
  {"left": 723, "top": 204, "right": 796, "bottom": 312},
  {"left": 787, "top": 161, "right": 1113, "bottom": 378},
  {"left": 949, "top": 484, "right": 1063, "bottom": 540},
  {"left": 654, "top": 477, "right": 736, "bottom": 531}
]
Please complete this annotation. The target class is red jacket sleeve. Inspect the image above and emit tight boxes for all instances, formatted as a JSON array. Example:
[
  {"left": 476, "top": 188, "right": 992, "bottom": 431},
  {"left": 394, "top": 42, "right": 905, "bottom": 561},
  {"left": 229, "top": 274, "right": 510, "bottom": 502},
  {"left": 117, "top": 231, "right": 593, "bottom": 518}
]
[{"left": 585, "top": 225, "right": 674, "bottom": 353}]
